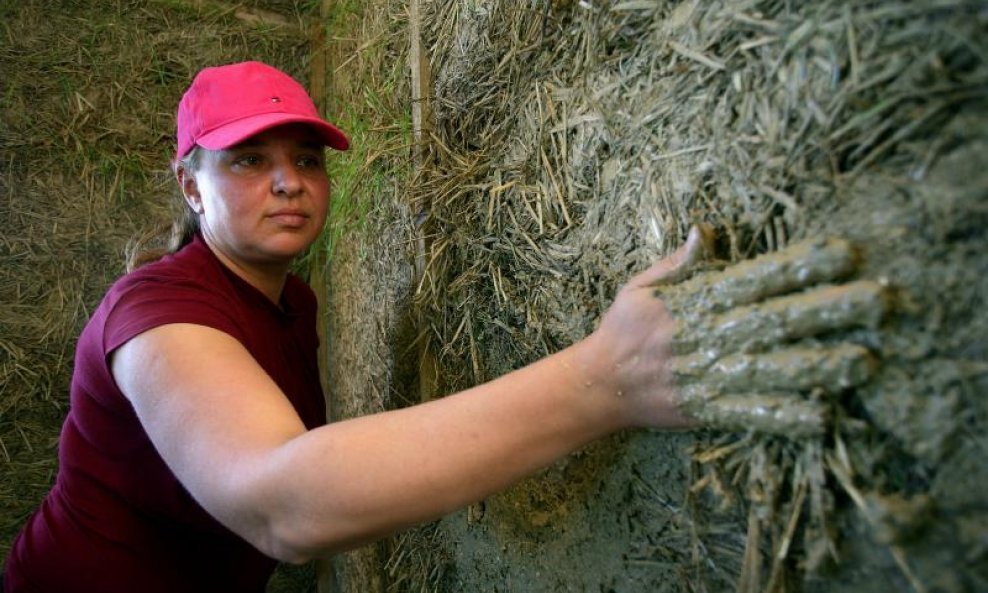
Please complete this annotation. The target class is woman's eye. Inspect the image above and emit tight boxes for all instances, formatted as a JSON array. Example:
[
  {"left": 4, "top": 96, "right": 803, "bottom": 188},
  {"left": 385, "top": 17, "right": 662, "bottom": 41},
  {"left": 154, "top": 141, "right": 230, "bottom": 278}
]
[
  {"left": 297, "top": 155, "right": 323, "bottom": 169},
  {"left": 234, "top": 154, "right": 262, "bottom": 167}
]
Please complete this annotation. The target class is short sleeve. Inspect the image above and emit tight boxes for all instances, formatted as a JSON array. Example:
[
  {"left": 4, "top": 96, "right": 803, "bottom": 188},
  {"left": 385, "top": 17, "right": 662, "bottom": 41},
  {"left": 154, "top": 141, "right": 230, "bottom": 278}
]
[{"left": 103, "top": 278, "right": 246, "bottom": 355}]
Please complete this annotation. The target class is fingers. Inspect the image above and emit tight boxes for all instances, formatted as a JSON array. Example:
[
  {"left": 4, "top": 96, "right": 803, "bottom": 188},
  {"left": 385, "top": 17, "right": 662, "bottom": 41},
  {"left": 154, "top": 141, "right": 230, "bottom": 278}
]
[
  {"left": 659, "top": 232, "right": 891, "bottom": 438},
  {"left": 662, "top": 236, "right": 859, "bottom": 315},
  {"left": 672, "top": 345, "right": 875, "bottom": 437},
  {"left": 673, "top": 280, "right": 889, "bottom": 355},
  {"left": 673, "top": 344, "right": 875, "bottom": 392},
  {"left": 679, "top": 386, "right": 828, "bottom": 437},
  {"left": 630, "top": 229, "right": 886, "bottom": 438},
  {"left": 632, "top": 223, "right": 715, "bottom": 289}
]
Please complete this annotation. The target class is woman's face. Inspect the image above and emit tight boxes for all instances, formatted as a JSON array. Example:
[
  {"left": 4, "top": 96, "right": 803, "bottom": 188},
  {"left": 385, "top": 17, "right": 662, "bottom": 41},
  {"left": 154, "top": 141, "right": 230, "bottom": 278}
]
[{"left": 182, "top": 123, "right": 330, "bottom": 271}]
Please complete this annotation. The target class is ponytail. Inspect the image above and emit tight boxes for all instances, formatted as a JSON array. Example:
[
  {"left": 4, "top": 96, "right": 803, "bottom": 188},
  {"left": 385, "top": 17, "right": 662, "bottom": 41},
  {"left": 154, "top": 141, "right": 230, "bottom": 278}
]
[{"left": 125, "top": 147, "right": 202, "bottom": 271}]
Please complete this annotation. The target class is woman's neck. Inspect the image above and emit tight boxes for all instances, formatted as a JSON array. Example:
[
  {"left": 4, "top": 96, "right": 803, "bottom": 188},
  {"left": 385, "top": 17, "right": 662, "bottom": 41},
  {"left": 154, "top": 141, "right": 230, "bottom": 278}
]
[{"left": 202, "top": 237, "right": 290, "bottom": 305}]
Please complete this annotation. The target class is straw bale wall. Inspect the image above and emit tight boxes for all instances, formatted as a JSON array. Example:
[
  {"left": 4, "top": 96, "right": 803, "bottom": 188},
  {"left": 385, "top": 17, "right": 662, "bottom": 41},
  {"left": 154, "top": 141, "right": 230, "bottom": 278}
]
[{"left": 345, "top": 1, "right": 988, "bottom": 592}]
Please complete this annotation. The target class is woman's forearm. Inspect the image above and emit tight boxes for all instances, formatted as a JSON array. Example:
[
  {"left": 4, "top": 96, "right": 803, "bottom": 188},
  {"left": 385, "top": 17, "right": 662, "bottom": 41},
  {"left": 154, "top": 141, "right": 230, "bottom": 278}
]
[{"left": 263, "top": 338, "right": 629, "bottom": 558}]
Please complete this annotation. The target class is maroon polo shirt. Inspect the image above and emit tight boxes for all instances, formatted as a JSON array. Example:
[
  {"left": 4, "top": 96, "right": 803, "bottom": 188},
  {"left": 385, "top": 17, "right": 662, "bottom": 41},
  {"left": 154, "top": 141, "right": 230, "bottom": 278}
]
[{"left": 5, "top": 234, "right": 326, "bottom": 593}]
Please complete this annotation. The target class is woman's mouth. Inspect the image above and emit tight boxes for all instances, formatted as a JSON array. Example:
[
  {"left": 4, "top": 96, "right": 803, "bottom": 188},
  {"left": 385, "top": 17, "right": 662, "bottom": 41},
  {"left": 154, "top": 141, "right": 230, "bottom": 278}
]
[{"left": 268, "top": 210, "right": 309, "bottom": 228}]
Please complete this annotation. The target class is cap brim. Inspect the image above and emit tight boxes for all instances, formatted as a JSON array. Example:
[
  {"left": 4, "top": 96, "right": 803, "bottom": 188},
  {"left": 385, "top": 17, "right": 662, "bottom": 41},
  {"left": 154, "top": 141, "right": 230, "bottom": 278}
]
[{"left": 196, "top": 112, "right": 350, "bottom": 152}]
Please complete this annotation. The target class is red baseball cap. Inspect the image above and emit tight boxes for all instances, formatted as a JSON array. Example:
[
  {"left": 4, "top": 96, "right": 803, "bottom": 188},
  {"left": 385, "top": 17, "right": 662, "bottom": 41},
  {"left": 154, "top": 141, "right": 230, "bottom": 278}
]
[{"left": 175, "top": 61, "right": 349, "bottom": 159}]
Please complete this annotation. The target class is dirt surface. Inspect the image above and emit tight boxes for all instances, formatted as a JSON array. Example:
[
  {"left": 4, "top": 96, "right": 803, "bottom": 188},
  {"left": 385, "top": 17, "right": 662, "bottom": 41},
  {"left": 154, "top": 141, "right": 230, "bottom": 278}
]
[{"left": 437, "top": 433, "right": 724, "bottom": 593}]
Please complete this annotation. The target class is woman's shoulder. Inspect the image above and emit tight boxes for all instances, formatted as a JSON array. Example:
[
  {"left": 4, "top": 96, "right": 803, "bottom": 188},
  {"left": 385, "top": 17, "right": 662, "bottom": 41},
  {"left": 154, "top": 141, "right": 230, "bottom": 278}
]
[
  {"left": 95, "top": 242, "right": 245, "bottom": 353},
  {"left": 112, "top": 237, "right": 224, "bottom": 297},
  {"left": 96, "top": 240, "right": 239, "bottom": 339}
]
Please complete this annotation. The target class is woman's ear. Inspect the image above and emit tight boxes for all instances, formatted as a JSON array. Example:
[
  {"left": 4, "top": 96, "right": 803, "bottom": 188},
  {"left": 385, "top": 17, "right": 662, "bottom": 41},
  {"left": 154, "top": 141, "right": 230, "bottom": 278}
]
[{"left": 176, "top": 164, "right": 203, "bottom": 214}]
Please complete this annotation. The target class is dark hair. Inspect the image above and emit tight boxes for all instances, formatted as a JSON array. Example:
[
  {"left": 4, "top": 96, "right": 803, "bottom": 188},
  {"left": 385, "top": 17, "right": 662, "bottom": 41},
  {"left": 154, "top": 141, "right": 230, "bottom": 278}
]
[{"left": 125, "top": 147, "right": 202, "bottom": 271}]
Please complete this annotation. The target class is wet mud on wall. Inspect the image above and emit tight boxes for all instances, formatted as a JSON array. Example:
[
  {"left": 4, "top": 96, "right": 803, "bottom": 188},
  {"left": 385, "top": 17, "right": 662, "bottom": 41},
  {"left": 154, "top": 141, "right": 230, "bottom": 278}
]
[{"left": 429, "top": 109, "right": 988, "bottom": 593}]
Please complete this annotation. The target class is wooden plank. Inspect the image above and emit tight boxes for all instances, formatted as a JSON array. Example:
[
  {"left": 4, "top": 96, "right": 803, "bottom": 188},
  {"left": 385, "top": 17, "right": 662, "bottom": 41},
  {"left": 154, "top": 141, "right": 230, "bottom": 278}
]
[
  {"left": 409, "top": 0, "right": 438, "bottom": 405},
  {"left": 310, "top": 3, "right": 338, "bottom": 593},
  {"left": 307, "top": 0, "right": 331, "bottom": 426},
  {"left": 409, "top": 0, "right": 433, "bottom": 166}
]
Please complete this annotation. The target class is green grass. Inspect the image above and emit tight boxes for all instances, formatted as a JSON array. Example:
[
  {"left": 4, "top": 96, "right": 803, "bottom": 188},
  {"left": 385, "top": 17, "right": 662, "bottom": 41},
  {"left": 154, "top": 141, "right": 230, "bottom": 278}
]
[
  {"left": 323, "top": 108, "right": 374, "bottom": 260},
  {"left": 323, "top": 0, "right": 361, "bottom": 35},
  {"left": 321, "top": 109, "right": 411, "bottom": 253},
  {"left": 313, "top": 0, "right": 412, "bottom": 265}
]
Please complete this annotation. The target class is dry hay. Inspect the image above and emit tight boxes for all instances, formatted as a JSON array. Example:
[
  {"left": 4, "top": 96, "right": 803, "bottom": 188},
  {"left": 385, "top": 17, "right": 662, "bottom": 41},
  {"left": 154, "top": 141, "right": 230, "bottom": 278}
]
[
  {"left": 315, "top": 2, "right": 456, "bottom": 592},
  {"left": 1, "top": 1, "right": 440, "bottom": 591},
  {"left": 409, "top": 0, "right": 987, "bottom": 591},
  {"left": 0, "top": 0, "right": 316, "bottom": 590}
]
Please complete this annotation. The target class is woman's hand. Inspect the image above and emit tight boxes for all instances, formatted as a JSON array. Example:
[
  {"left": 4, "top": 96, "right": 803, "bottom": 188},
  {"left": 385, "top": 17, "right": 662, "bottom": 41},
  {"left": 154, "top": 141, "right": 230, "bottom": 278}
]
[
  {"left": 577, "top": 220, "right": 890, "bottom": 439},
  {"left": 576, "top": 225, "right": 713, "bottom": 429}
]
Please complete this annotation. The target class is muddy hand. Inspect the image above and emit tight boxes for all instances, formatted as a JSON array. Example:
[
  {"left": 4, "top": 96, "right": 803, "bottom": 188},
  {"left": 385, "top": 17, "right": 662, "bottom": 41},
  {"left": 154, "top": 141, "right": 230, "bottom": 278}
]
[{"left": 657, "top": 230, "right": 889, "bottom": 437}]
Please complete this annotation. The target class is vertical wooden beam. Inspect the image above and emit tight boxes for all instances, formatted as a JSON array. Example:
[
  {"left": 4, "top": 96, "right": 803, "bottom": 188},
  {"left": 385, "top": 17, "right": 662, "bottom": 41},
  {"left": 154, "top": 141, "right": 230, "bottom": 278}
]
[
  {"left": 409, "top": 0, "right": 438, "bottom": 406},
  {"left": 308, "top": 0, "right": 331, "bottom": 423},
  {"left": 308, "top": 11, "right": 327, "bottom": 113},
  {"left": 410, "top": 0, "right": 432, "bottom": 167},
  {"left": 312, "top": 7, "right": 389, "bottom": 593},
  {"left": 309, "top": 2, "right": 336, "bottom": 592}
]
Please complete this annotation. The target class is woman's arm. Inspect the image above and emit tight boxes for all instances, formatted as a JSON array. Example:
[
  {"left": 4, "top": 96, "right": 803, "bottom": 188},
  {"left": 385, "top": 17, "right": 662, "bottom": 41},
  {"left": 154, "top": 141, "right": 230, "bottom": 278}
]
[{"left": 110, "top": 232, "right": 702, "bottom": 563}]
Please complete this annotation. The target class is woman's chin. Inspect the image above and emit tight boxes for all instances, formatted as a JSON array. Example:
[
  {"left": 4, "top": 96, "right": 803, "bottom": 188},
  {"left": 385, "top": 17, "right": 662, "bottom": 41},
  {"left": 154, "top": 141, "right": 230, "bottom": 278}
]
[{"left": 261, "top": 244, "right": 311, "bottom": 263}]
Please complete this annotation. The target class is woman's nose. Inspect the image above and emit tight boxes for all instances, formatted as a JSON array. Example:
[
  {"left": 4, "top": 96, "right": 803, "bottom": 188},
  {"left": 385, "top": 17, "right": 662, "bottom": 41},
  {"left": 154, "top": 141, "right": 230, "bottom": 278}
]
[{"left": 271, "top": 160, "right": 303, "bottom": 197}]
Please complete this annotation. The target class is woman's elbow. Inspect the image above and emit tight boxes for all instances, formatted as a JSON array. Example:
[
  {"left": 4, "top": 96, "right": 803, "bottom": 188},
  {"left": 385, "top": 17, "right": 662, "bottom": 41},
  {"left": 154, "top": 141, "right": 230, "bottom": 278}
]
[
  {"left": 255, "top": 527, "right": 318, "bottom": 564},
  {"left": 255, "top": 516, "right": 326, "bottom": 564},
  {"left": 259, "top": 512, "right": 365, "bottom": 564},
  {"left": 267, "top": 546, "right": 313, "bottom": 566}
]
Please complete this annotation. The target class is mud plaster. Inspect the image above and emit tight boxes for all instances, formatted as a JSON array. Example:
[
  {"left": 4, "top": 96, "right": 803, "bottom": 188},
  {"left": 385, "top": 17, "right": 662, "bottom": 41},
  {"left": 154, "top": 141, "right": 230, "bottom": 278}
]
[
  {"left": 438, "top": 432, "right": 740, "bottom": 593},
  {"left": 798, "top": 111, "right": 988, "bottom": 592},
  {"left": 430, "top": 113, "right": 988, "bottom": 592}
]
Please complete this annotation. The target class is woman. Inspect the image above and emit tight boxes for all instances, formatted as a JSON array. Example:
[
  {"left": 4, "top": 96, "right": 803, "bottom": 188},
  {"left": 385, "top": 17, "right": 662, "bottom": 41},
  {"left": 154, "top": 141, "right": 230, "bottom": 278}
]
[{"left": 3, "top": 61, "right": 695, "bottom": 592}]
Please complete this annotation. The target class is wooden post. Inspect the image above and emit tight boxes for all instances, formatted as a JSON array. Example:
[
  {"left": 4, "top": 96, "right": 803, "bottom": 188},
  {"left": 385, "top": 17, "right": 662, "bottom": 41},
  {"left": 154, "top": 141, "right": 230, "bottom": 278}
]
[
  {"left": 308, "top": 0, "right": 331, "bottom": 421},
  {"left": 309, "top": 2, "right": 336, "bottom": 592},
  {"left": 409, "top": 0, "right": 438, "bottom": 405},
  {"left": 410, "top": 0, "right": 432, "bottom": 167}
]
